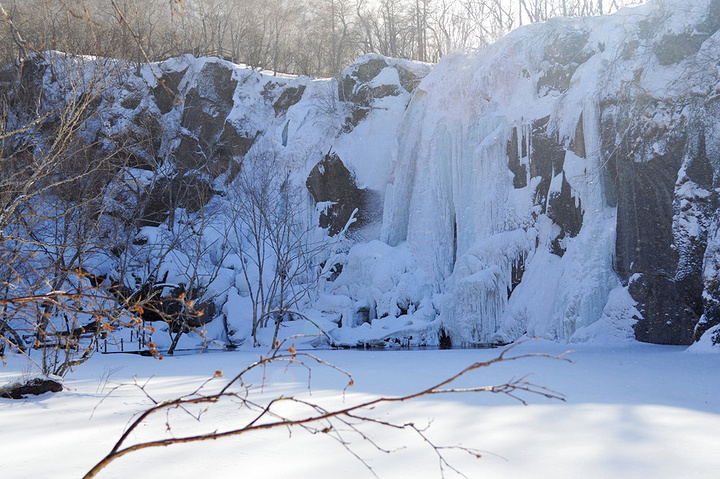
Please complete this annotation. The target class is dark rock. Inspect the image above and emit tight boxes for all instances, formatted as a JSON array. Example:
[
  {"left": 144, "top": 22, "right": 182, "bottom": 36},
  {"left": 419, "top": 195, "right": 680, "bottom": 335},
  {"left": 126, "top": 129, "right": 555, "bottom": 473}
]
[
  {"left": 353, "top": 57, "right": 389, "bottom": 83},
  {"left": 338, "top": 57, "right": 389, "bottom": 102},
  {"left": 602, "top": 100, "right": 686, "bottom": 282},
  {"left": 140, "top": 175, "right": 216, "bottom": 226},
  {"left": 654, "top": 33, "right": 709, "bottom": 66},
  {"left": 569, "top": 114, "right": 586, "bottom": 158},
  {"left": 537, "top": 30, "right": 591, "bottom": 95},
  {"left": 652, "top": 0, "right": 720, "bottom": 65},
  {"left": 547, "top": 172, "right": 583, "bottom": 239},
  {"left": 306, "top": 152, "right": 382, "bottom": 235},
  {"left": 396, "top": 64, "right": 427, "bottom": 93},
  {"left": 354, "top": 307, "right": 371, "bottom": 326},
  {"left": 507, "top": 127, "right": 528, "bottom": 189},
  {"left": 336, "top": 57, "right": 426, "bottom": 133},
  {"left": 602, "top": 99, "right": 703, "bottom": 344},
  {"left": 222, "top": 127, "right": 257, "bottom": 157},
  {"left": 530, "top": 116, "right": 566, "bottom": 211},
  {"left": 370, "top": 83, "right": 401, "bottom": 99},
  {"left": 1, "top": 377, "right": 63, "bottom": 399},
  {"left": 509, "top": 255, "right": 525, "bottom": 298},
  {"left": 172, "top": 175, "right": 216, "bottom": 213},
  {"left": 687, "top": 133, "right": 715, "bottom": 189},
  {"left": 139, "top": 181, "right": 171, "bottom": 227},
  {"left": 343, "top": 106, "right": 370, "bottom": 132},
  {"left": 699, "top": 0, "right": 720, "bottom": 35},
  {"left": 214, "top": 124, "right": 258, "bottom": 178},
  {"left": 152, "top": 68, "right": 186, "bottom": 114},
  {"left": 110, "top": 111, "right": 163, "bottom": 170},
  {"left": 630, "top": 274, "right": 697, "bottom": 345},
  {"left": 180, "top": 62, "right": 238, "bottom": 151},
  {"left": 338, "top": 76, "right": 357, "bottom": 103},
  {"left": 537, "top": 64, "right": 576, "bottom": 96},
  {"left": 545, "top": 30, "right": 592, "bottom": 65},
  {"left": 261, "top": 80, "right": 277, "bottom": 101},
  {"left": 173, "top": 134, "right": 206, "bottom": 172},
  {"left": 174, "top": 122, "right": 258, "bottom": 179},
  {"left": 439, "top": 328, "right": 452, "bottom": 349},
  {"left": 273, "top": 85, "right": 306, "bottom": 116},
  {"left": 550, "top": 233, "right": 567, "bottom": 258},
  {"left": 121, "top": 94, "right": 142, "bottom": 110}
]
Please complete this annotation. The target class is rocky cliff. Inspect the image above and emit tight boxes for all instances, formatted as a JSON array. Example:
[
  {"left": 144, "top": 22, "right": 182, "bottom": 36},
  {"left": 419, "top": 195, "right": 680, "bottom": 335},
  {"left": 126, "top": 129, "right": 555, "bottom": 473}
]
[{"left": 4, "top": 0, "right": 720, "bottom": 349}]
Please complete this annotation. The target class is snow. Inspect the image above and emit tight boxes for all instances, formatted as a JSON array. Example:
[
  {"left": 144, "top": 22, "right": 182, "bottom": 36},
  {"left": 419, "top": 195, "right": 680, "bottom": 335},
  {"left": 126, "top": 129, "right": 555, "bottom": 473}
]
[
  {"left": 315, "top": 240, "right": 438, "bottom": 347},
  {"left": 688, "top": 324, "right": 720, "bottom": 353},
  {"left": 1, "top": 341, "right": 719, "bottom": 478}
]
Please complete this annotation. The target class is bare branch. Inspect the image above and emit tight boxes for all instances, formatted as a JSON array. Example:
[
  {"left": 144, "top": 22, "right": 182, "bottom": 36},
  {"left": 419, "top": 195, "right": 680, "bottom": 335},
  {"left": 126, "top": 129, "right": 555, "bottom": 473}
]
[{"left": 84, "top": 342, "right": 568, "bottom": 479}]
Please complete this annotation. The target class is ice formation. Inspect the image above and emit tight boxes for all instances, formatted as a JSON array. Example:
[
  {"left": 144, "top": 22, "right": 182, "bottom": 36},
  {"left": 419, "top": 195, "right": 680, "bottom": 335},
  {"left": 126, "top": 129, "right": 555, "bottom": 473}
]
[{"left": 378, "top": 0, "right": 720, "bottom": 346}]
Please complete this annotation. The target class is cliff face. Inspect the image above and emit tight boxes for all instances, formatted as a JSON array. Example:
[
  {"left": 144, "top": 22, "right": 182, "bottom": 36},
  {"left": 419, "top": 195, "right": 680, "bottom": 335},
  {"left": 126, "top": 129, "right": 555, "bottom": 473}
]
[
  {"left": 381, "top": 0, "right": 720, "bottom": 347},
  {"left": 5, "top": 0, "right": 720, "bottom": 349}
]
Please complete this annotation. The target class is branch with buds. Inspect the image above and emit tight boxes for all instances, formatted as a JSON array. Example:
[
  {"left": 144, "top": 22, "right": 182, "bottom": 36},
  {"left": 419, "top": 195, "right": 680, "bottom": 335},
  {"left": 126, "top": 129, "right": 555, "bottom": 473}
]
[{"left": 84, "top": 339, "right": 570, "bottom": 479}]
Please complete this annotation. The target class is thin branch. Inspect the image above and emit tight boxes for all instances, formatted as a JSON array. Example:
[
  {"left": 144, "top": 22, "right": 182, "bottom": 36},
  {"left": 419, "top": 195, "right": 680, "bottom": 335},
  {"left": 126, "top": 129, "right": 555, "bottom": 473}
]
[{"left": 84, "top": 342, "right": 568, "bottom": 479}]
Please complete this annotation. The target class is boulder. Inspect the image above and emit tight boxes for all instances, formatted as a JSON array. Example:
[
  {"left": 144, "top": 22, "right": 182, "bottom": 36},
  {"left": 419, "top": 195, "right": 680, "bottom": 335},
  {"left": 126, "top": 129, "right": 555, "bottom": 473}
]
[
  {"left": 1, "top": 377, "right": 63, "bottom": 399},
  {"left": 306, "top": 152, "right": 382, "bottom": 235}
]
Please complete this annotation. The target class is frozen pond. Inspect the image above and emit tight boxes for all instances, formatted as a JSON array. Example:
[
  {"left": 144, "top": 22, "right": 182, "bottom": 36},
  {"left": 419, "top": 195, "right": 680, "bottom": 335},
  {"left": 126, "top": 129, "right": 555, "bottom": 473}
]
[{"left": 1, "top": 341, "right": 719, "bottom": 478}]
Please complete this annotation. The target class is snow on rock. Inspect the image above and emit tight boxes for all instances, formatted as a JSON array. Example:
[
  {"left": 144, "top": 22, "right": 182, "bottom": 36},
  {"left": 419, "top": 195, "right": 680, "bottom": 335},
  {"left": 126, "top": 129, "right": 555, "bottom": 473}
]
[
  {"left": 570, "top": 286, "right": 641, "bottom": 344},
  {"left": 9, "top": 0, "right": 720, "bottom": 350},
  {"left": 687, "top": 324, "right": 720, "bottom": 352},
  {"left": 316, "top": 240, "right": 438, "bottom": 347}
]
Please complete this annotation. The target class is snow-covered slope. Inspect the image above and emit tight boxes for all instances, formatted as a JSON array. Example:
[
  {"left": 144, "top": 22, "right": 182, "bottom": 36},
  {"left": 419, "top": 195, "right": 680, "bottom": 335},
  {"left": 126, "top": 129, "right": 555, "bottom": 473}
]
[{"left": 5, "top": 0, "right": 720, "bottom": 351}]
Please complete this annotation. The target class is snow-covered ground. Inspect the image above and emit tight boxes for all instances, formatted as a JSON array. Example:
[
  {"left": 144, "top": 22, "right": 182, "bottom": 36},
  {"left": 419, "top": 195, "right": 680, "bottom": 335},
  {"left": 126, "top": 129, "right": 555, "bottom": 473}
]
[{"left": 1, "top": 341, "right": 719, "bottom": 478}]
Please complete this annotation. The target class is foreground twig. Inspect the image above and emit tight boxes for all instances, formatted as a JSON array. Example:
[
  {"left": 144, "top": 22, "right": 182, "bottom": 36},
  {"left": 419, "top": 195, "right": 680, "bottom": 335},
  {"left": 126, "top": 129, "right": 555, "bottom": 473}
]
[{"left": 84, "top": 340, "right": 570, "bottom": 479}]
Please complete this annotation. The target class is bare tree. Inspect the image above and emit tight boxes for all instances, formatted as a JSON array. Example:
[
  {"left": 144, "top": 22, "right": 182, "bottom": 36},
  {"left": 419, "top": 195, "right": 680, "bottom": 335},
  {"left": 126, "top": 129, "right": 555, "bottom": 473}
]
[
  {"left": 227, "top": 149, "right": 322, "bottom": 347},
  {"left": 0, "top": 53, "right": 148, "bottom": 375},
  {"left": 0, "top": 0, "right": 647, "bottom": 77}
]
